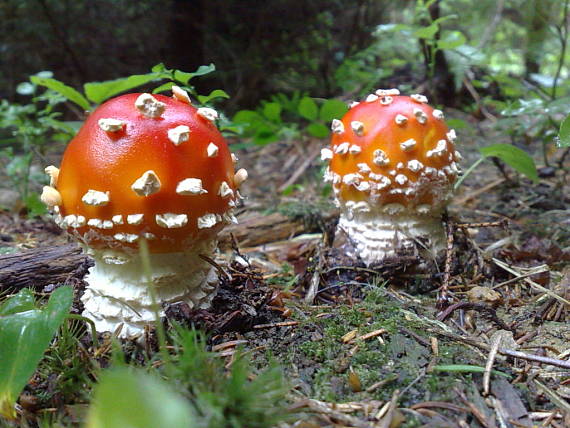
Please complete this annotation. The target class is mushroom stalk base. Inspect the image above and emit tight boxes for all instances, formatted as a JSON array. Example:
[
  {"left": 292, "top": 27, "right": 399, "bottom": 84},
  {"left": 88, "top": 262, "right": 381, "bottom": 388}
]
[
  {"left": 81, "top": 240, "right": 218, "bottom": 339},
  {"left": 337, "top": 209, "right": 446, "bottom": 266}
]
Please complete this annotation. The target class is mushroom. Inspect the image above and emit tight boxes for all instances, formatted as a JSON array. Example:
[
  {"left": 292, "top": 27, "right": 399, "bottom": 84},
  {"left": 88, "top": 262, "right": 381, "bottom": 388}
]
[
  {"left": 41, "top": 88, "right": 247, "bottom": 338},
  {"left": 322, "top": 89, "right": 461, "bottom": 265}
]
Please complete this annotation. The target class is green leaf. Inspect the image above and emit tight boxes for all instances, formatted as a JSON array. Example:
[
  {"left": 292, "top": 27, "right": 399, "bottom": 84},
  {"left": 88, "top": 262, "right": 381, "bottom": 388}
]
[
  {"left": 233, "top": 110, "right": 263, "bottom": 125},
  {"left": 30, "top": 77, "right": 90, "bottom": 111},
  {"left": 298, "top": 97, "right": 318, "bottom": 121},
  {"left": 479, "top": 144, "right": 539, "bottom": 183},
  {"left": 197, "top": 89, "right": 230, "bottom": 105},
  {"left": 306, "top": 123, "right": 329, "bottom": 138},
  {"left": 0, "top": 290, "right": 35, "bottom": 316},
  {"left": 24, "top": 192, "right": 48, "bottom": 217},
  {"left": 414, "top": 22, "right": 439, "bottom": 40},
  {"left": 262, "top": 102, "right": 282, "bottom": 122},
  {"left": 0, "top": 286, "right": 73, "bottom": 419},
  {"left": 86, "top": 368, "right": 195, "bottom": 428},
  {"left": 152, "top": 82, "right": 175, "bottom": 94},
  {"left": 437, "top": 30, "right": 466, "bottom": 50},
  {"left": 84, "top": 74, "right": 161, "bottom": 104},
  {"left": 319, "top": 99, "right": 348, "bottom": 122},
  {"left": 558, "top": 114, "right": 570, "bottom": 148},
  {"left": 173, "top": 64, "right": 216, "bottom": 84}
]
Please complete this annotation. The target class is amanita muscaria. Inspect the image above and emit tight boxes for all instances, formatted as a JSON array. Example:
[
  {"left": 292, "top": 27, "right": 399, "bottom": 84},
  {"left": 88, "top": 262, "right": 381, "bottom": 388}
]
[
  {"left": 321, "top": 89, "right": 461, "bottom": 265},
  {"left": 41, "top": 88, "right": 247, "bottom": 338}
]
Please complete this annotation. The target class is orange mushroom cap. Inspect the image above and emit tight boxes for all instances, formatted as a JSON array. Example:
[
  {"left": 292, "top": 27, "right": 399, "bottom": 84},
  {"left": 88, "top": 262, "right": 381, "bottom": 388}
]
[
  {"left": 55, "top": 92, "right": 237, "bottom": 253},
  {"left": 323, "top": 91, "right": 460, "bottom": 214}
]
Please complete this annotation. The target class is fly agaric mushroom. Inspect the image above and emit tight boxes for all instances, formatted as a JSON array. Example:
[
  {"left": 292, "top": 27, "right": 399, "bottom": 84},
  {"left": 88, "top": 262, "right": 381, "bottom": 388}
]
[
  {"left": 322, "top": 89, "right": 461, "bottom": 265},
  {"left": 41, "top": 88, "right": 247, "bottom": 338}
]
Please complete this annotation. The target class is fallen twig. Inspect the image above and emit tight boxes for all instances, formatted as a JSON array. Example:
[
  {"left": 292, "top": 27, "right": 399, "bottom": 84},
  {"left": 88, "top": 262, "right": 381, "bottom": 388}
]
[{"left": 432, "top": 330, "right": 570, "bottom": 370}]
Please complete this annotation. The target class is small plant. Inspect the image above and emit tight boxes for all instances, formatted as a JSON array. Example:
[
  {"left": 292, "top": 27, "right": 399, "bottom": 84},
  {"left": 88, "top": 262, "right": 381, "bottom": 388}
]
[
  {"left": 0, "top": 72, "right": 76, "bottom": 214},
  {"left": 233, "top": 92, "right": 347, "bottom": 145},
  {"left": 455, "top": 143, "right": 539, "bottom": 191},
  {"left": 0, "top": 286, "right": 73, "bottom": 420}
]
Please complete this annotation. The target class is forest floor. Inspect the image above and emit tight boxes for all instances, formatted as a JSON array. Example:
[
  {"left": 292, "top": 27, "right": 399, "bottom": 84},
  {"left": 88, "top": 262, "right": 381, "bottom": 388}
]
[{"left": 0, "top": 110, "right": 569, "bottom": 427}]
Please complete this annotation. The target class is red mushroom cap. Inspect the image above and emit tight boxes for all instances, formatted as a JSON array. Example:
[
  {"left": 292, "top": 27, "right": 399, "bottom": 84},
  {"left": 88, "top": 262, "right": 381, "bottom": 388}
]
[
  {"left": 323, "top": 92, "right": 460, "bottom": 214},
  {"left": 55, "top": 92, "right": 237, "bottom": 253}
]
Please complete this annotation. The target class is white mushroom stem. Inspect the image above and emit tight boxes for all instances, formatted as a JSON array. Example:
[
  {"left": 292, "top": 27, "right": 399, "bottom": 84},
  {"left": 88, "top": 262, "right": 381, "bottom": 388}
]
[
  {"left": 80, "top": 239, "right": 219, "bottom": 339},
  {"left": 337, "top": 203, "right": 446, "bottom": 266}
]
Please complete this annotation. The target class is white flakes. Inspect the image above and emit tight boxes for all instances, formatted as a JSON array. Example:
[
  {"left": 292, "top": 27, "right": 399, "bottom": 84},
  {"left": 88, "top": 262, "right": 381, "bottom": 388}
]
[
  {"left": 335, "top": 142, "right": 350, "bottom": 155},
  {"left": 349, "top": 101, "right": 360, "bottom": 108},
  {"left": 320, "top": 148, "right": 333, "bottom": 161},
  {"left": 379, "top": 96, "right": 393, "bottom": 105},
  {"left": 82, "top": 190, "right": 110, "bottom": 206},
  {"left": 40, "top": 186, "right": 61, "bottom": 207},
  {"left": 426, "top": 140, "right": 448, "bottom": 158},
  {"left": 131, "top": 170, "right": 161, "bottom": 197},
  {"left": 375, "top": 175, "right": 392, "bottom": 189},
  {"left": 45, "top": 165, "right": 59, "bottom": 187},
  {"left": 172, "top": 86, "right": 191, "bottom": 105},
  {"left": 404, "top": 188, "right": 415, "bottom": 196},
  {"left": 433, "top": 109, "right": 444, "bottom": 120},
  {"left": 411, "top": 94, "right": 428, "bottom": 104},
  {"left": 98, "top": 118, "right": 125, "bottom": 132},
  {"left": 388, "top": 169, "right": 397, "bottom": 176},
  {"left": 372, "top": 149, "right": 390, "bottom": 166},
  {"left": 394, "top": 114, "right": 408, "bottom": 125},
  {"left": 356, "top": 181, "right": 371, "bottom": 192},
  {"left": 143, "top": 232, "right": 156, "bottom": 240},
  {"left": 365, "top": 94, "right": 379, "bottom": 102},
  {"left": 101, "top": 220, "right": 114, "bottom": 229},
  {"left": 389, "top": 188, "right": 404, "bottom": 195},
  {"left": 87, "top": 218, "right": 103, "bottom": 228},
  {"left": 197, "top": 107, "right": 218, "bottom": 122},
  {"left": 383, "top": 203, "right": 406, "bottom": 215},
  {"left": 114, "top": 233, "right": 139, "bottom": 243},
  {"left": 450, "top": 162, "right": 460, "bottom": 174},
  {"left": 176, "top": 178, "right": 207, "bottom": 195},
  {"left": 375, "top": 88, "right": 400, "bottom": 96},
  {"left": 447, "top": 129, "right": 457, "bottom": 142},
  {"left": 207, "top": 142, "right": 219, "bottom": 157},
  {"left": 424, "top": 167, "right": 437, "bottom": 176},
  {"left": 64, "top": 215, "right": 86, "bottom": 228},
  {"left": 223, "top": 212, "right": 239, "bottom": 224},
  {"left": 331, "top": 119, "right": 344, "bottom": 134},
  {"left": 454, "top": 150, "right": 463, "bottom": 161},
  {"left": 407, "top": 160, "right": 424, "bottom": 173},
  {"left": 197, "top": 213, "right": 218, "bottom": 229},
  {"left": 357, "top": 163, "right": 371, "bottom": 173},
  {"left": 135, "top": 93, "right": 165, "bottom": 118},
  {"left": 349, "top": 144, "right": 362, "bottom": 154},
  {"left": 395, "top": 174, "right": 408, "bottom": 185},
  {"left": 413, "top": 107, "right": 428, "bottom": 124},
  {"left": 234, "top": 168, "right": 248, "bottom": 187},
  {"left": 342, "top": 173, "right": 362, "bottom": 185},
  {"left": 231, "top": 153, "right": 239, "bottom": 163},
  {"left": 218, "top": 181, "right": 234, "bottom": 198},
  {"left": 112, "top": 215, "right": 124, "bottom": 225},
  {"left": 156, "top": 213, "right": 188, "bottom": 229},
  {"left": 396, "top": 162, "right": 405, "bottom": 170},
  {"left": 351, "top": 121, "right": 364, "bottom": 136},
  {"left": 400, "top": 138, "right": 416, "bottom": 152},
  {"left": 126, "top": 214, "right": 144, "bottom": 225},
  {"left": 417, "top": 204, "right": 432, "bottom": 214},
  {"left": 168, "top": 125, "right": 190, "bottom": 146}
]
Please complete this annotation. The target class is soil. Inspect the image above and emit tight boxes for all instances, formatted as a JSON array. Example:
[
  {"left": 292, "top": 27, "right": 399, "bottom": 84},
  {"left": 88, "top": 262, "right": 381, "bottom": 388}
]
[{"left": 0, "top": 109, "right": 569, "bottom": 427}]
